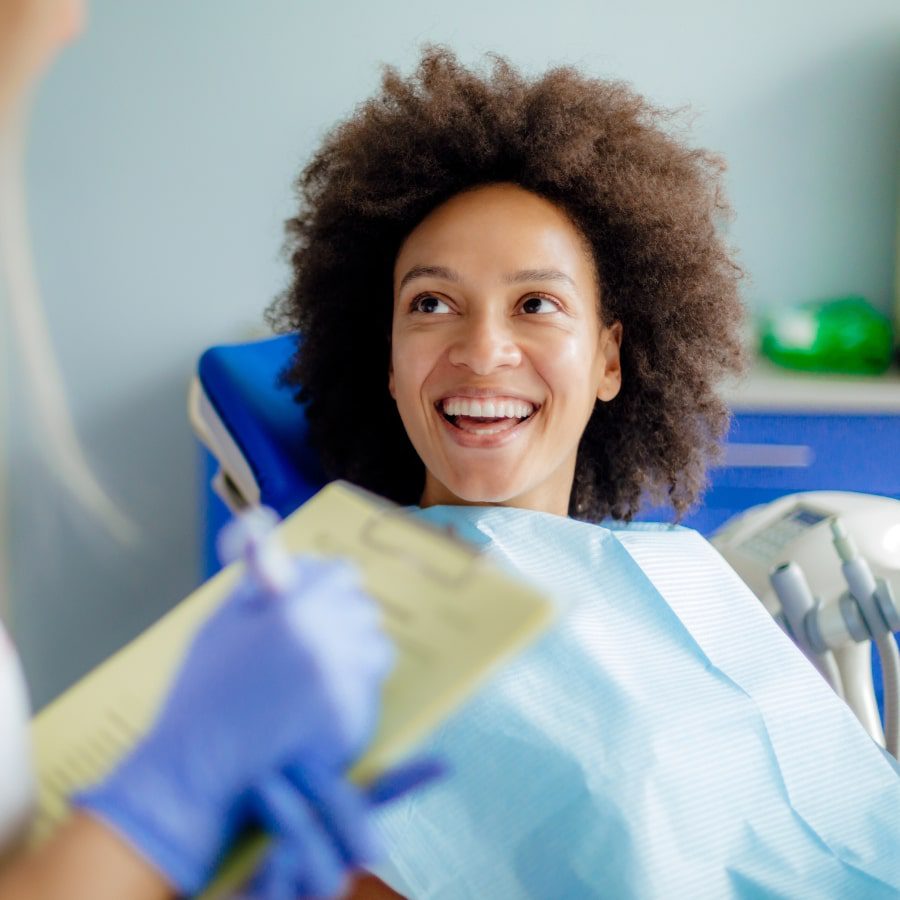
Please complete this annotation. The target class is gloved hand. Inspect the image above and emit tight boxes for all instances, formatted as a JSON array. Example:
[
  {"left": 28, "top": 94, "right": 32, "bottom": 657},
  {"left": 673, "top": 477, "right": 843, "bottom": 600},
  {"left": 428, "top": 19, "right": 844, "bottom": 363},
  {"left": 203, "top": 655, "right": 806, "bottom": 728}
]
[
  {"left": 74, "top": 554, "right": 394, "bottom": 896},
  {"left": 246, "top": 757, "right": 446, "bottom": 900}
]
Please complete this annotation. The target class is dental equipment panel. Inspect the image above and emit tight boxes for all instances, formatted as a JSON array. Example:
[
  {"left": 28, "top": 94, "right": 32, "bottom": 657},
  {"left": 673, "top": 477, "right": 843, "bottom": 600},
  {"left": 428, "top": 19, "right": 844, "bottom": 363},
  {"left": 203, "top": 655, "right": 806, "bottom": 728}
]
[{"left": 712, "top": 490, "right": 900, "bottom": 756}]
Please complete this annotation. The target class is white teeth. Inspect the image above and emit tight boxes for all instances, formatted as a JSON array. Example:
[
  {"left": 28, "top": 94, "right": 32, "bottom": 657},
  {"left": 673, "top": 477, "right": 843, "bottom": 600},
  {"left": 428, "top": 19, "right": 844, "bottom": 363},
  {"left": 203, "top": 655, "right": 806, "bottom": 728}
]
[{"left": 442, "top": 397, "right": 535, "bottom": 418}]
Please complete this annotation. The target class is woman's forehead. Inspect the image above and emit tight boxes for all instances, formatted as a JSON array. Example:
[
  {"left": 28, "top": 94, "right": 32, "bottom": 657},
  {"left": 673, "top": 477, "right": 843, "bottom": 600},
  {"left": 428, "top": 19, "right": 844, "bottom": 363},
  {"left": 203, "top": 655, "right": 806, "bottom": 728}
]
[{"left": 393, "top": 183, "right": 596, "bottom": 290}]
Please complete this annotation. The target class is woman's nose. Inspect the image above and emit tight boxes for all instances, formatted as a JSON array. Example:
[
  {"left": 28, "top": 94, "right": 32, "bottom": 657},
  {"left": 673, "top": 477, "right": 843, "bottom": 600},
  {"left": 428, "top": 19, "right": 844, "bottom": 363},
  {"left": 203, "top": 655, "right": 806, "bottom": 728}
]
[{"left": 447, "top": 312, "right": 522, "bottom": 374}]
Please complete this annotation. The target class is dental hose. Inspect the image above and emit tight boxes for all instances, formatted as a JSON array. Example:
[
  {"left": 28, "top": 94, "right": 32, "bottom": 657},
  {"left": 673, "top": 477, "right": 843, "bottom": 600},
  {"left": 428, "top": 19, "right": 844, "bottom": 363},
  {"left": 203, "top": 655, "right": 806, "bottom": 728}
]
[
  {"left": 831, "top": 518, "right": 900, "bottom": 760},
  {"left": 874, "top": 632, "right": 900, "bottom": 759}
]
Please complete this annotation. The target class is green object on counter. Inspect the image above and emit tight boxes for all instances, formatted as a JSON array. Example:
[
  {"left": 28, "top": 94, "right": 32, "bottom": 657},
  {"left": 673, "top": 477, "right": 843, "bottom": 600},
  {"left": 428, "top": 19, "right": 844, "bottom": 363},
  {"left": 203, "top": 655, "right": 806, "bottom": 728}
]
[{"left": 760, "top": 296, "right": 894, "bottom": 375}]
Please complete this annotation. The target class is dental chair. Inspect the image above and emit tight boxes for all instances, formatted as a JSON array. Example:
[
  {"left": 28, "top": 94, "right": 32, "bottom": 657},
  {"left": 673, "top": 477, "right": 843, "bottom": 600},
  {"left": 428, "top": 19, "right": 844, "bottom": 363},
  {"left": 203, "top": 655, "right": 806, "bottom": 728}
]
[
  {"left": 189, "top": 334, "right": 327, "bottom": 577},
  {"left": 189, "top": 334, "right": 891, "bottom": 727}
]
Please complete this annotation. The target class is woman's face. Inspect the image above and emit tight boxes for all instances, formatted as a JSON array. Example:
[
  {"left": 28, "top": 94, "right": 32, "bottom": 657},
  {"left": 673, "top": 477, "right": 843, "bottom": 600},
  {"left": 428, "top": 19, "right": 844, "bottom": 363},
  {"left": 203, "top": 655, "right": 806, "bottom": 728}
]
[{"left": 390, "top": 182, "right": 622, "bottom": 516}]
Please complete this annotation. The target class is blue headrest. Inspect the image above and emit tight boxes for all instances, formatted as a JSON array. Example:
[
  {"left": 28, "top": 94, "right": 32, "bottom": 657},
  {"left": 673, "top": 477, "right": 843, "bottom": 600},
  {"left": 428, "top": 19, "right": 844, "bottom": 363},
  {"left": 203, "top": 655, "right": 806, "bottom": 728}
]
[{"left": 197, "top": 334, "right": 327, "bottom": 517}]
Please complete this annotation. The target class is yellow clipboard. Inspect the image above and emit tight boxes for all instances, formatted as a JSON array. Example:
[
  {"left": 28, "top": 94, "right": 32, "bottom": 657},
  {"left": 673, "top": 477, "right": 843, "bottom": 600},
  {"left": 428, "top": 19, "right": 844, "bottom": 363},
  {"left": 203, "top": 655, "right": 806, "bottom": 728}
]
[{"left": 29, "top": 482, "right": 554, "bottom": 896}]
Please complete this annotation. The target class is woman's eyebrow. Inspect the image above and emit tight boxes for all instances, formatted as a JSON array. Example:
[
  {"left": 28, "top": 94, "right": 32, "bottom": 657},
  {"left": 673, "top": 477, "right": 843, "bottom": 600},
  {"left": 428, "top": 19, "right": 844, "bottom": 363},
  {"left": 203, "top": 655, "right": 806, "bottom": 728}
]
[
  {"left": 504, "top": 268, "right": 576, "bottom": 288},
  {"left": 398, "top": 265, "right": 576, "bottom": 291},
  {"left": 398, "top": 265, "right": 460, "bottom": 291}
]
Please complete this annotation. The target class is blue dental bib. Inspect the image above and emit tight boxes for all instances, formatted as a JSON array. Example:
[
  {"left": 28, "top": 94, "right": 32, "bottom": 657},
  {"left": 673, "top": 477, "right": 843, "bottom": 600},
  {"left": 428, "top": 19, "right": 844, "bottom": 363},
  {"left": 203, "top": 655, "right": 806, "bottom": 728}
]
[{"left": 371, "top": 506, "right": 900, "bottom": 899}]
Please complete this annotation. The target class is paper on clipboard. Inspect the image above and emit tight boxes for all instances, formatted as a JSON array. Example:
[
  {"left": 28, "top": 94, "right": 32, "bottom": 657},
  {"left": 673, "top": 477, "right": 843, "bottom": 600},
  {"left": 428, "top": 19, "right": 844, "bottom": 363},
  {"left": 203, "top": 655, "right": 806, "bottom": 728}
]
[{"left": 29, "top": 481, "right": 554, "bottom": 895}]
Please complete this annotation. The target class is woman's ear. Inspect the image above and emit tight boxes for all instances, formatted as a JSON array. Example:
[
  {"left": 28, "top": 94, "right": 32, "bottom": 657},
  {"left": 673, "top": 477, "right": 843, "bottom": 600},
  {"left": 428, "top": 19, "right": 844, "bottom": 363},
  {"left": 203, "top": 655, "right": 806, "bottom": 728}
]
[
  {"left": 596, "top": 321, "right": 623, "bottom": 402},
  {"left": 388, "top": 363, "right": 396, "bottom": 399}
]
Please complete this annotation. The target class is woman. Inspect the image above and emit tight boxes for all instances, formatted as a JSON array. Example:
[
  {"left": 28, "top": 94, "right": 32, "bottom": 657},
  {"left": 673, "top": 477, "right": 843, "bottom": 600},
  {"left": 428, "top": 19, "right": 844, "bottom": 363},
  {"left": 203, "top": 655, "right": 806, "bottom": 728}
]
[{"left": 268, "top": 48, "right": 900, "bottom": 897}]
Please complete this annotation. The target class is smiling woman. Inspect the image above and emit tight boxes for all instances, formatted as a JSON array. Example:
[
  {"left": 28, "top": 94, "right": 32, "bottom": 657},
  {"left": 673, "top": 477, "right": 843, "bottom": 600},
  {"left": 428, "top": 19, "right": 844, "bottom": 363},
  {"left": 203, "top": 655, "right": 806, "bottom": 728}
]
[{"left": 267, "top": 46, "right": 746, "bottom": 523}]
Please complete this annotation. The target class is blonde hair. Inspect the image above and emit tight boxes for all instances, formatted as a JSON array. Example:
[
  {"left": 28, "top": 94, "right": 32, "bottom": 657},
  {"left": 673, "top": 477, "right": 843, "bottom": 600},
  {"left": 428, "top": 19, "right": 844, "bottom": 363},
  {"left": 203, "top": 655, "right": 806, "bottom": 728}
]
[{"left": 0, "top": 108, "right": 135, "bottom": 626}]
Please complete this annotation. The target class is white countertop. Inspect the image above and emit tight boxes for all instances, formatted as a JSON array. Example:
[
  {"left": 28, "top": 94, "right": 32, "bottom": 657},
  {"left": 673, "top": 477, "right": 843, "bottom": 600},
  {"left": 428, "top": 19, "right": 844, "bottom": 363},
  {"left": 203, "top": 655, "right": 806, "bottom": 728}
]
[{"left": 720, "top": 359, "right": 900, "bottom": 413}]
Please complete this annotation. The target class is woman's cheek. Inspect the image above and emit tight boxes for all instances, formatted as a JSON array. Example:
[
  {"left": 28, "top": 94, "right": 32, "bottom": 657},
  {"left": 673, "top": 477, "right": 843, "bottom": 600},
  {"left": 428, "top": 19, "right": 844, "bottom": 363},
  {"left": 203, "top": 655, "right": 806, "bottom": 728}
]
[
  {"left": 531, "top": 330, "right": 590, "bottom": 381},
  {"left": 408, "top": 333, "right": 443, "bottom": 389},
  {"left": 392, "top": 341, "right": 430, "bottom": 412}
]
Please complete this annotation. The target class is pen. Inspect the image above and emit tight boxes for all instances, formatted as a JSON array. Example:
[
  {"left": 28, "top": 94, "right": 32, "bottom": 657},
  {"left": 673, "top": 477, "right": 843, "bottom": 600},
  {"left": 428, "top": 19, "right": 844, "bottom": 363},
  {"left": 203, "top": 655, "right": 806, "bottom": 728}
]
[{"left": 216, "top": 506, "right": 296, "bottom": 597}]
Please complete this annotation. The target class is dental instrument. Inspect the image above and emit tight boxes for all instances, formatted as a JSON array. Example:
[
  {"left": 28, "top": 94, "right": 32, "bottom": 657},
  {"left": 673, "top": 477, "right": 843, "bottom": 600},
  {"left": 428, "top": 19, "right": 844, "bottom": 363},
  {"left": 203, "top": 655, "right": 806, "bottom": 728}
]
[{"left": 713, "top": 491, "right": 900, "bottom": 754}]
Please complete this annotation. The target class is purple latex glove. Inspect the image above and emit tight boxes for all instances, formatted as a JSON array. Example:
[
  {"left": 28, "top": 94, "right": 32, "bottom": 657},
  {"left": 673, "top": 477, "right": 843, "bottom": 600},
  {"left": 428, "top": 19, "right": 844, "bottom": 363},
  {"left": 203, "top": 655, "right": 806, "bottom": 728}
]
[
  {"left": 247, "top": 757, "right": 447, "bottom": 900},
  {"left": 74, "top": 552, "right": 394, "bottom": 895}
]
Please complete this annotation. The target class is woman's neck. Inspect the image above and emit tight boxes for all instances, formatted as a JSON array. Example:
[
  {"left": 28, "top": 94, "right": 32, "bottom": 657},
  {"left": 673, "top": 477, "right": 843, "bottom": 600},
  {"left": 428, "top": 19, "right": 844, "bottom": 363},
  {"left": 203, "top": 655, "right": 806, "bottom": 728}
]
[{"left": 419, "top": 477, "right": 571, "bottom": 518}]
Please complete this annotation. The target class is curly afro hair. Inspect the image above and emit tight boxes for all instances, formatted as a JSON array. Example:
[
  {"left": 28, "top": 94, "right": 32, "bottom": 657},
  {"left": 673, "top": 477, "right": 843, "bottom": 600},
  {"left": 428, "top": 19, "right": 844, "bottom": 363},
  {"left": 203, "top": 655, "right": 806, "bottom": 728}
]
[{"left": 267, "top": 47, "right": 747, "bottom": 522}]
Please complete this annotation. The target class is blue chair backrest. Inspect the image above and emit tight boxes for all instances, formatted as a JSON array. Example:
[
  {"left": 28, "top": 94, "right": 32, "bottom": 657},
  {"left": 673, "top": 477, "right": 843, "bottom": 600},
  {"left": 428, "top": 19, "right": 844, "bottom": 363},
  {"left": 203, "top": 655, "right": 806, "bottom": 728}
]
[{"left": 197, "top": 334, "right": 328, "bottom": 518}]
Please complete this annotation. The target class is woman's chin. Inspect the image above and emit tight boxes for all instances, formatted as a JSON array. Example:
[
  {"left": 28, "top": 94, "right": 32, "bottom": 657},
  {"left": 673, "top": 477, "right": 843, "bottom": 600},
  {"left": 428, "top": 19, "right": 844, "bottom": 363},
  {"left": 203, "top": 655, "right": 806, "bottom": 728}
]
[{"left": 432, "top": 476, "right": 529, "bottom": 507}]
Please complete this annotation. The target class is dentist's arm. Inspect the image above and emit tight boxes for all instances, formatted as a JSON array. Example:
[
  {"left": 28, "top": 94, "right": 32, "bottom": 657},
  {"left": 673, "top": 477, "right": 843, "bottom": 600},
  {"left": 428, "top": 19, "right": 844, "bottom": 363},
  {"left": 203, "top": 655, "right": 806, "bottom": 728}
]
[
  {"left": 0, "top": 812, "right": 174, "bottom": 900},
  {"left": 0, "top": 555, "right": 396, "bottom": 900}
]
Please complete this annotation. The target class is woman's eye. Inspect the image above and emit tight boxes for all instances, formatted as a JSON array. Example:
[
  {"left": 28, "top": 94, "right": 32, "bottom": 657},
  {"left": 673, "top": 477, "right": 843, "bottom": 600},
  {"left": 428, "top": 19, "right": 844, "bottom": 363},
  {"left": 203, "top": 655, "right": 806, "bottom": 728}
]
[
  {"left": 411, "top": 294, "right": 452, "bottom": 314},
  {"left": 520, "top": 296, "right": 559, "bottom": 315}
]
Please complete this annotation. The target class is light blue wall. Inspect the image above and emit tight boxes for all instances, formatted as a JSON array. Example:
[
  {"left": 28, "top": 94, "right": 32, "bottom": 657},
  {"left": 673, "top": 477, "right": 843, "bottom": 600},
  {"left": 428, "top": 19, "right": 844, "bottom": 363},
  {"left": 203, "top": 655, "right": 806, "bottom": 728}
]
[{"left": 11, "top": 0, "right": 900, "bottom": 706}]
